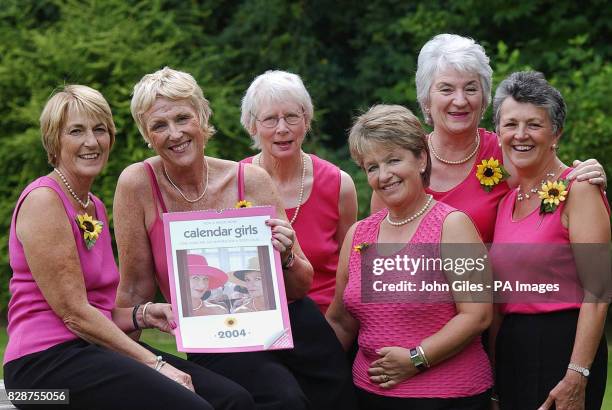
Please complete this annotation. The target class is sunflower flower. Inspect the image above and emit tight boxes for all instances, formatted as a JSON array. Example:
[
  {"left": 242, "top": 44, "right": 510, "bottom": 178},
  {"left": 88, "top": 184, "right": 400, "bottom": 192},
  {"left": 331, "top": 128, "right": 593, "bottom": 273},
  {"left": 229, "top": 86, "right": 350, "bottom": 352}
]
[
  {"left": 538, "top": 179, "right": 568, "bottom": 214},
  {"left": 353, "top": 242, "right": 370, "bottom": 253},
  {"left": 235, "top": 200, "right": 253, "bottom": 208},
  {"left": 475, "top": 157, "right": 510, "bottom": 192},
  {"left": 76, "top": 213, "right": 103, "bottom": 250}
]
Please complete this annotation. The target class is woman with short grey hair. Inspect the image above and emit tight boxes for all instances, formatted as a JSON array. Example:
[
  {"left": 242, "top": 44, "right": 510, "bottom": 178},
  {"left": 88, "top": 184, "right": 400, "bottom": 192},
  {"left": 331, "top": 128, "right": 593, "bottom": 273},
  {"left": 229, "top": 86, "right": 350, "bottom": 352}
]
[{"left": 490, "top": 71, "right": 608, "bottom": 410}]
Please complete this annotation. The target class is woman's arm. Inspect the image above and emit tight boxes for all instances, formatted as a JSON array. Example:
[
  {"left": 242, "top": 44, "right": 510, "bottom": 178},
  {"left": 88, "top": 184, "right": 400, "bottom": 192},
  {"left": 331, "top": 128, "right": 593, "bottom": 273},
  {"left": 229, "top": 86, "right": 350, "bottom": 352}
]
[
  {"left": 244, "top": 164, "right": 313, "bottom": 299},
  {"left": 16, "top": 187, "right": 193, "bottom": 389},
  {"left": 334, "top": 171, "right": 358, "bottom": 246},
  {"left": 538, "top": 181, "right": 610, "bottom": 410},
  {"left": 326, "top": 223, "right": 360, "bottom": 351}
]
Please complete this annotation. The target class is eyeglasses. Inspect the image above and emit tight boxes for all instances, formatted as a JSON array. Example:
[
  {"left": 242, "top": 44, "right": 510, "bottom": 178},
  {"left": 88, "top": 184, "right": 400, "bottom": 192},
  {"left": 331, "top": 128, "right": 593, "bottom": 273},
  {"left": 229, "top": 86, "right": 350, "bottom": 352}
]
[{"left": 252, "top": 111, "right": 304, "bottom": 128}]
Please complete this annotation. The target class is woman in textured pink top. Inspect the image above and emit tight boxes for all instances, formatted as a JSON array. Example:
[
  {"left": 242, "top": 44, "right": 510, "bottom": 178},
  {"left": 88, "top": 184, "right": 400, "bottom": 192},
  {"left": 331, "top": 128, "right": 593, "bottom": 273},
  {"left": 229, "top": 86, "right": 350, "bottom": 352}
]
[
  {"left": 370, "top": 34, "right": 605, "bottom": 243},
  {"left": 4, "top": 85, "right": 226, "bottom": 409},
  {"left": 490, "top": 72, "right": 609, "bottom": 410},
  {"left": 239, "top": 70, "right": 358, "bottom": 314},
  {"left": 327, "top": 104, "right": 493, "bottom": 409}
]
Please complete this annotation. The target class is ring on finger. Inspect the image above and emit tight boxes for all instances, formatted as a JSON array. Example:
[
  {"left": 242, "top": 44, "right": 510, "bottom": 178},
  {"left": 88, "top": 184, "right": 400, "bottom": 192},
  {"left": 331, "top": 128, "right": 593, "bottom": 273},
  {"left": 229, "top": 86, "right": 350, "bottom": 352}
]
[{"left": 381, "top": 374, "right": 389, "bottom": 383}]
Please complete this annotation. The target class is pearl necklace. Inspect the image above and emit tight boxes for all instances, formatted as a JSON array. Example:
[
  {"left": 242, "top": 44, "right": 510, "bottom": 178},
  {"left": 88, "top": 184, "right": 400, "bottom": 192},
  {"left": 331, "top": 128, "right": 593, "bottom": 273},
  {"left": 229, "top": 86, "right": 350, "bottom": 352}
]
[
  {"left": 386, "top": 194, "right": 434, "bottom": 226},
  {"left": 257, "top": 152, "right": 306, "bottom": 226},
  {"left": 517, "top": 165, "right": 564, "bottom": 201},
  {"left": 429, "top": 130, "right": 480, "bottom": 165},
  {"left": 192, "top": 300, "right": 203, "bottom": 311},
  {"left": 54, "top": 168, "right": 91, "bottom": 209},
  {"left": 163, "top": 157, "right": 209, "bottom": 204}
]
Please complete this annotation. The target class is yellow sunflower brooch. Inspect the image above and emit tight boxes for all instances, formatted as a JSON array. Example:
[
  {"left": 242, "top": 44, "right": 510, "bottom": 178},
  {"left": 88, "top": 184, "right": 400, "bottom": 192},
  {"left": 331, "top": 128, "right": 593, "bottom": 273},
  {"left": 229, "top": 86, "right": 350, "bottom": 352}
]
[
  {"left": 235, "top": 200, "right": 253, "bottom": 208},
  {"left": 76, "top": 213, "right": 103, "bottom": 250},
  {"left": 353, "top": 242, "right": 370, "bottom": 253},
  {"left": 475, "top": 157, "right": 510, "bottom": 192},
  {"left": 538, "top": 179, "right": 568, "bottom": 214}
]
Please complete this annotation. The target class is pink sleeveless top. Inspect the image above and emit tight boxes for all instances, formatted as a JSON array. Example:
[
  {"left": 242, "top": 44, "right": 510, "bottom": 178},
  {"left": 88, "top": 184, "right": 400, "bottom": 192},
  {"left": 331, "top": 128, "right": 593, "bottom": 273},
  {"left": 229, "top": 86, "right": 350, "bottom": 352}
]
[
  {"left": 426, "top": 129, "right": 510, "bottom": 244},
  {"left": 491, "top": 168, "right": 608, "bottom": 315},
  {"left": 242, "top": 154, "right": 341, "bottom": 312},
  {"left": 144, "top": 161, "right": 246, "bottom": 302},
  {"left": 5, "top": 177, "right": 118, "bottom": 364},
  {"left": 344, "top": 202, "right": 493, "bottom": 398}
]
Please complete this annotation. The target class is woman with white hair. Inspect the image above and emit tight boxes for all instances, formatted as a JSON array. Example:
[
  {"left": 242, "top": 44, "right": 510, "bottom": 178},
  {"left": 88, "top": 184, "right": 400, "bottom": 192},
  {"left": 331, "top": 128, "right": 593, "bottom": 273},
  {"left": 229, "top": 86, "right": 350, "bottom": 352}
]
[
  {"left": 240, "top": 70, "right": 358, "bottom": 314},
  {"left": 371, "top": 34, "right": 605, "bottom": 243}
]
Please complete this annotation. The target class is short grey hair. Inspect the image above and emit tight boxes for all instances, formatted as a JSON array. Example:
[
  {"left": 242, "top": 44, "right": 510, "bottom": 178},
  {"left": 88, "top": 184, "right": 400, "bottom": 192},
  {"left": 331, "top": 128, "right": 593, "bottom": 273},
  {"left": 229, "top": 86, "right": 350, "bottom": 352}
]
[
  {"left": 493, "top": 71, "right": 566, "bottom": 135},
  {"left": 131, "top": 67, "right": 215, "bottom": 144},
  {"left": 416, "top": 33, "right": 493, "bottom": 125},
  {"left": 240, "top": 70, "right": 314, "bottom": 149}
]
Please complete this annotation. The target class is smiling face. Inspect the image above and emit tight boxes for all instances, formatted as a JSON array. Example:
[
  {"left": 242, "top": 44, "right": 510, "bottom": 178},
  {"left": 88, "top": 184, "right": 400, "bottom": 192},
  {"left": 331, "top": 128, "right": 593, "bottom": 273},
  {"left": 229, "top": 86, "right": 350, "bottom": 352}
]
[
  {"left": 57, "top": 106, "right": 111, "bottom": 182},
  {"left": 190, "top": 275, "right": 210, "bottom": 300},
  {"left": 498, "top": 97, "right": 559, "bottom": 173},
  {"left": 243, "top": 271, "right": 263, "bottom": 297},
  {"left": 427, "top": 68, "right": 484, "bottom": 137},
  {"left": 254, "top": 100, "right": 306, "bottom": 159},
  {"left": 143, "top": 97, "right": 204, "bottom": 168},
  {"left": 362, "top": 143, "right": 427, "bottom": 209}
]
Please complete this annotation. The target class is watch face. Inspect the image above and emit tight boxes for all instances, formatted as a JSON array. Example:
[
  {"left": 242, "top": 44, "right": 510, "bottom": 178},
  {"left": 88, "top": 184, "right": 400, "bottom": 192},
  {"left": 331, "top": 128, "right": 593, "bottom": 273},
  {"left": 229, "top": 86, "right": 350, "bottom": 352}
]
[{"left": 583, "top": 369, "right": 590, "bottom": 377}]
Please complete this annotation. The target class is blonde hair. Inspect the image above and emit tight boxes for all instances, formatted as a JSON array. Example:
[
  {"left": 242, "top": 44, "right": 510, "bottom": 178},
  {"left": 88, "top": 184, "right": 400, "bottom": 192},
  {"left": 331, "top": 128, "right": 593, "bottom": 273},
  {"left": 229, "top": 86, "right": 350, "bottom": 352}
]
[
  {"left": 40, "top": 84, "right": 116, "bottom": 166},
  {"left": 131, "top": 67, "right": 215, "bottom": 143},
  {"left": 349, "top": 104, "right": 431, "bottom": 187}
]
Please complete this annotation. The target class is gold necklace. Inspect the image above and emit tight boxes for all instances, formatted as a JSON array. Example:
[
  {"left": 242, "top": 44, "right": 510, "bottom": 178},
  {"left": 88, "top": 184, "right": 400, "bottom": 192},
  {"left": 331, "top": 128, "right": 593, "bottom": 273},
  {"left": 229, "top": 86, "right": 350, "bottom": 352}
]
[
  {"left": 192, "top": 300, "right": 203, "bottom": 311},
  {"left": 386, "top": 195, "right": 434, "bottom": 226},
  {"left": 429, "top": 130, "right": 480, "bottom": 165},
  {"left": 54, "top": 168, "right": 91, "bottom": 209},
  {"left": 163, "top": 157, "right": 209, "bottom": 203},
  {"left": 257, "top": 152, "right": 306, "bottom": 226}
]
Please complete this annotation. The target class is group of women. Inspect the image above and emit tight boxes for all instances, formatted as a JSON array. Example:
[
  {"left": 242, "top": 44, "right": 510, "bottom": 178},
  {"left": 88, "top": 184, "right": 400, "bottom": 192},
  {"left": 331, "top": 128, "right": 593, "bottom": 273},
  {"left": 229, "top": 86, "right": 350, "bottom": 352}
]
[{"left": 4, "top": 33, "right": 609, "bottom": 410}]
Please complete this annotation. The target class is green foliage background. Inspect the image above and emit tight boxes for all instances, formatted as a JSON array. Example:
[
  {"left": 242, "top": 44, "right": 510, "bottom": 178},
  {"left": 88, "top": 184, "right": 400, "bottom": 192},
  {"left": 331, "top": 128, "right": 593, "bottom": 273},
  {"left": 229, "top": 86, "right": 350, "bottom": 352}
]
[{"left": 0, "top": 0, "right": 610, "bottom": 312}]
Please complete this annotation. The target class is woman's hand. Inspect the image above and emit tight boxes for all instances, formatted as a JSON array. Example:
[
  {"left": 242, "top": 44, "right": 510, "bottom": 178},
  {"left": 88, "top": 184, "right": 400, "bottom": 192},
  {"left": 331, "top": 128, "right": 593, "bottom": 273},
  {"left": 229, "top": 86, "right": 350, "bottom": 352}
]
[
  {"left": 158, "top": 362, "right": 195, "bottom": 392},
  {"left": 143, "top": 303, "right": 177, "bottom": 335},
  {"left": 266, "top": 218, "right": 295, "bottom": 263},
  {"left": 367, "top": 346, "right": 419, "bottom": 389},
  {"left": 538, "top": 371, "right": 586, "bottom": 410},
  {"left": 569, "top": 159, "right": 607, "bottom": 189}
]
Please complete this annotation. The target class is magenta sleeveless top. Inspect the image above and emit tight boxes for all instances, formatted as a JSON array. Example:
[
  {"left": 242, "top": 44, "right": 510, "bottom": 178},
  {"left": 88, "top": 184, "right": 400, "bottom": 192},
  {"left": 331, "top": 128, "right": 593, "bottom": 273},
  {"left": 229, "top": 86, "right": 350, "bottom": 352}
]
[
  {"left": 144, "top": 161, "right": 246, "bottom": 302},
  {"left": 426, "top": 129, "right": 510, "bottom": 244},
  {"left": 242, "top": 154, "right": 341, "bottom": 312},
  {"left": 5, "top": 176, "right": 118, "bottom": 364},
  {"left": 491, "top": 168, "right": 608, "bottom": 314},
  {"left": 344, "top": 202, "right": 493, "bottom": 398}
]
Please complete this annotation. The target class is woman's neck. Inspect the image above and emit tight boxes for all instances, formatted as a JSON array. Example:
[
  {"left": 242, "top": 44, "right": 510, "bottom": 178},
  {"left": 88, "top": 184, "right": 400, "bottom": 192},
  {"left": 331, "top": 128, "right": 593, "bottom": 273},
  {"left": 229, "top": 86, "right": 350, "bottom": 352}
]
[
  {"left": 163, "top": 155, "right": 206, "bottom": 188},
  {"left": 430, "top": 127, "right": 479, "bottom": 159},
  {"left": 516, "top": 155, "right": 565, "bottom": 190},
  {"left": 257, "top": 151, "right": 303, "bottom": 183},
  {"left": 387, "top": 191, "right": 430, "bottom": 221}
]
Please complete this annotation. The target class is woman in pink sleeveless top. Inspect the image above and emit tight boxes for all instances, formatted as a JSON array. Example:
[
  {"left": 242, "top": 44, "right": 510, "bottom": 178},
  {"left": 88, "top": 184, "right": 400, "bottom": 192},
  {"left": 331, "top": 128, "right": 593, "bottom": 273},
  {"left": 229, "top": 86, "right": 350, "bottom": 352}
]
[
  {"left": 370, "top": 34, "right": 605, "bottom": 243},
  {"left": 327, "top": 104, "right": 494, "bottom": 409},
  {"left": 490, "top": 72, "right": 609, "bottom": 410},
  {"left": 239, "top": 70, "right": 358, "bottom": 314},
  {"left": 4, "top": 85, "right": 221, "bottom": 409}
]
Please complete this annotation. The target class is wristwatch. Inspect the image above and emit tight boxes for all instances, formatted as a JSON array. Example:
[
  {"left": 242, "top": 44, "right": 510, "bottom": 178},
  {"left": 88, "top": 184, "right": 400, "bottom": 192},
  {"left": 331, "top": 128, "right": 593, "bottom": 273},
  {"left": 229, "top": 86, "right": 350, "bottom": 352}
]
[
  {"left": 567, "top": 363, "right": 590, "bottom": 377},
  {"left": 409, "top": 347, "right": 427, "bottom": 372}
]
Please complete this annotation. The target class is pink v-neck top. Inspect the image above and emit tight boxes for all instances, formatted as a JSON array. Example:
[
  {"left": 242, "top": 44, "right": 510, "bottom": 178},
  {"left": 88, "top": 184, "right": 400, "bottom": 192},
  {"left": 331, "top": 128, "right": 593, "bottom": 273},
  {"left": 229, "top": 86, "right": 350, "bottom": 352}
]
[
  {"left": 491, "top": 168, "right": 609, "bottom": 314},
  {"left": 344, "top": 202, "right": 493, "bottom": 398},
  {"left": 241, "top": 154, "right": 341, "bottom": 313},
  {"left": 5, "top": 176, "right": 118, "bottom": 364},
  {"left": 144, "top": 161, "right": 246, "bottom": 302},
  {"left": 426, "top": 128, "right": 510, "bottom": 244}
]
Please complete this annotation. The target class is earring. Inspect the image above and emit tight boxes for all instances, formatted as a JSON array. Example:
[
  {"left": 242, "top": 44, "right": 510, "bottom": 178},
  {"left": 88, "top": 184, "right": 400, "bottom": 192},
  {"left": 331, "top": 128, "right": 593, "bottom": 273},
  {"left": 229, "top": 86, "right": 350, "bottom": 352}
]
[
  {"left": 551, "top": 143, "right": 557, "bottom": 151},
  {"left": 147, "top": 142, "right": 152, "bottom": 149},
  {"left": 420, "top": 168, "right": 426, "bottom": 174},
  {"left": 498, "top": 141, "right": 502, "bottom": 147}
]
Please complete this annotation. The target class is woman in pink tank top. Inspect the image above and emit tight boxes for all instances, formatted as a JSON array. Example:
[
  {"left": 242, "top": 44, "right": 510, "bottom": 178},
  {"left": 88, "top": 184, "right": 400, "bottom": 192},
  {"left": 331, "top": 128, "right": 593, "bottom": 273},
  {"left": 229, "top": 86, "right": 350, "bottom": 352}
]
[
  {"left": 490, "top": 72, "right": 609, "bottom": 410},
  {"left": 327, "top": 104, "right": 494, "bottom": 409},
  {"left": 4, "top": 85, "right": 222, "bottom": 409}
]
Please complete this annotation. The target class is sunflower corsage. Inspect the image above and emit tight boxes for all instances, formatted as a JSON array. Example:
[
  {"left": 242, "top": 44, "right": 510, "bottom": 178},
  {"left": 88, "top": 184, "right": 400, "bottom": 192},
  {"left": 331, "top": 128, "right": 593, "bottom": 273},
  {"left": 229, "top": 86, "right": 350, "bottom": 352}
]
[
  {"left": 76, "top": 213, "right": 103, "bottom": 250},
  {"left": 235, "top": 200, "right": 253, "bottom": 208},
  {"left": 353, "top": 242, "right": 370, "bottom": 253},
  {"left": 538, "top": 179, "right": 569, "bottom": 214},
  {"left": 475, "top": 157, "right": 510, "bottom": 192}
]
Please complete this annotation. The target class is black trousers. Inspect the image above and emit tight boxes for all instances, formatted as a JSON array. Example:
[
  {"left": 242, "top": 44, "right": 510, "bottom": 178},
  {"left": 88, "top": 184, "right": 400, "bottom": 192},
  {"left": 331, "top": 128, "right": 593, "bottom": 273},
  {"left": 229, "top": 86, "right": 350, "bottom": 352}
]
[
  {"left": 4, "top": 339, "right": 254, "bottom": 410},
  {"left": 189, "top": 297, "right": 357, "bottom": 410},
  {"left": 496, "top": 309, "right": 607, "bottom": 410},
  {"left": 355, "top": 388, "right": 491, "bottom": 410}
]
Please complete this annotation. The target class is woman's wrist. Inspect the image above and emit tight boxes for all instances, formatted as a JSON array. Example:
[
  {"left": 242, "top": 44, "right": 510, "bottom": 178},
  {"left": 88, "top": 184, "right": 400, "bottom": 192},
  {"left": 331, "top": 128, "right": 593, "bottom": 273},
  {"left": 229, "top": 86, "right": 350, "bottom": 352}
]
[{"left": 134, "top": 301, "right": 153, "bottom": 329}]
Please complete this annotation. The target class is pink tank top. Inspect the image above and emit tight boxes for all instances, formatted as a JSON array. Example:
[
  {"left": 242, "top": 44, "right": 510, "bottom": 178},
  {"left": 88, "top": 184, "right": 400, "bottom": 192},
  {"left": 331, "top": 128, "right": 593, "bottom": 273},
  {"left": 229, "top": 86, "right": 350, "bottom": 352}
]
[
  {"left": 144, "top": 161, "right": 246, "bottom": 302},
  {"left": 5, "top": 176, "right": 118, "bottom": 364},
  {"left": 426, "top": 129, "right": 510, "bottom": 244},
  {"left": 241, "top": 154, "right": 341, "bottom": 313},
  {"left": 344, "top": 202, "right": 493, "bottom": 398},
  {"left": 491, "top": 168, "right": 608, "bottom": 314}
]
